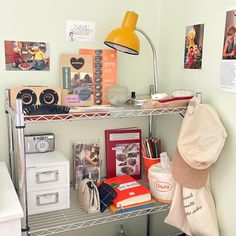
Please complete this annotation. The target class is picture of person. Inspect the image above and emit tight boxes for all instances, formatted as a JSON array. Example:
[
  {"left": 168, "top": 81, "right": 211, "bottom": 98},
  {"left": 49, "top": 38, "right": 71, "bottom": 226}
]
[
  {"left": 74, "top": 142, "right": 100, "bottom": 188},
  {"left": 27, "top": 43, "right": 48, "bottom": 70},
  {"left": 11, "top": 46, "right": 24, "bottom": 68},
  {"left": 184, "top": 24, "right": 204, "bottom": 69},
  {"left": 4, "top": 40, "right": 50, "bottom": 71},
  {"left": 69, "top": 31, "right": 74, "bottom": 41},
  {"left": 71, "top": 73, "right": 81, "bottom": 94},
  {"left": 70, "top": 72, "right": 93, "bottom": 97}
]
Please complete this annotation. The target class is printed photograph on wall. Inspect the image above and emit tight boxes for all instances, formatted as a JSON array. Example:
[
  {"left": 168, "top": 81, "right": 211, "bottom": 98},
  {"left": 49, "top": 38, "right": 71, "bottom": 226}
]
[
  {"left": 220, "top": 8, "right": 236, "bottom": 93},
  {"left": 184, "top": 24, "right": 204, "bottom": 69},
  {"left": 4, "top": 40, "right": 50, "bottom": 71},
  {"left": 222, "top": 10, "right": 236, "bottom": 59}
]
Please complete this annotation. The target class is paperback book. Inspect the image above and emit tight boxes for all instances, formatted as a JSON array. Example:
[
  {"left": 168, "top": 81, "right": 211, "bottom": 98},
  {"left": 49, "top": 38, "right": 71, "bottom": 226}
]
[
  {"left": 104, "top": 175, "right": 151, "bottom": 208},
  {"left": 109, "top": 198, "right": 156, "bottom": 214}
]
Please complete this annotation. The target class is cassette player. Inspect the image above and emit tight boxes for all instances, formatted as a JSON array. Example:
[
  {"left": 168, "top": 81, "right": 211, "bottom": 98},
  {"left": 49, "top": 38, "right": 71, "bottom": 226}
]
[{"left": 24, "top": 133, "right": 55, "bottom": 154}]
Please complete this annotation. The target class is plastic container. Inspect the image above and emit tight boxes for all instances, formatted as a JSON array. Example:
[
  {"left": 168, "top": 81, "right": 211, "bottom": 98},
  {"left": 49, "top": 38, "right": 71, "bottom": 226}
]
[
  {"left": 107, "top": 84, "right": 129, "bottom": 106},
  {"left": 143, "top": 156, "right": 160, "bottom": 183},
  {"left": 148, "top": 152, "right": 175, "bottom": 203}
]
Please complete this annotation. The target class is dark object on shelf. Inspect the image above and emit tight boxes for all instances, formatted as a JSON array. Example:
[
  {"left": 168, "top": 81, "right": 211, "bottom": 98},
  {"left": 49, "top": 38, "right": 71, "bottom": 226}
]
[
  {"left": 24, "top": 104, "right": 70, "bottom": 115},
  {"left": 98, "top": 181, "right": 117, "bottom": 213}
]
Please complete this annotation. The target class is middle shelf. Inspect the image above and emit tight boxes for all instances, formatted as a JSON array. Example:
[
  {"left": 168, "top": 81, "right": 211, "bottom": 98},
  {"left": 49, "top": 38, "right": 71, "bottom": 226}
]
[{"left": 29, "top": 187, "right": 170, "bottom": 236}]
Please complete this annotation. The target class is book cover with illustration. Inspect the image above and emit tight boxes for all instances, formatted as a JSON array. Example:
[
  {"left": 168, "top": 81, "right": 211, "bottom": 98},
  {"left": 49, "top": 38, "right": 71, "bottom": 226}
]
[
  {"left": 60, "top": 54, "right": 94, "bottom": 106},
  {"left": 79, "top": 49, "right": 117, "bottom": 105},
  {"left": 105, "top": 128, "right": 142, "bottom": 180}
]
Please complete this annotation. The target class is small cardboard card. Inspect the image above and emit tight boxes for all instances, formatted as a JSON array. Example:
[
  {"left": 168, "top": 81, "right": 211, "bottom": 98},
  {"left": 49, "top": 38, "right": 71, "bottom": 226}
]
[
  {"left": 60, "top": 54, "right": 94, "bottom": 106},
  {"left": 79, "top": 49, "right": 117, "bottom": 105}
]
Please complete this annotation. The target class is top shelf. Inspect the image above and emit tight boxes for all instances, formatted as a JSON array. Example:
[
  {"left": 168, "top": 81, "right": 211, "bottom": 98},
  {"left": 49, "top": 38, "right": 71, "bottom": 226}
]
[{"left": 7, "top": 105, "right": 187, "bottom": 123}]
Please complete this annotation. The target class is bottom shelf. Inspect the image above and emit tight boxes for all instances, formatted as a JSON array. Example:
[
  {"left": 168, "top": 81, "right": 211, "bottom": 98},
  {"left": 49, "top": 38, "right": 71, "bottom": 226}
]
[{"left": 29, "top": 188, "right": 170, "bottom": 236}]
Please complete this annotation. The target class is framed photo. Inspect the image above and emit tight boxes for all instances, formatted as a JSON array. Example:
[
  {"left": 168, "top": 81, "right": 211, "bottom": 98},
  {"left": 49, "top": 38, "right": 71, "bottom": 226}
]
[
  {"left": 73, "top": 139, "right": 101, "bottom": 189},
  {"left": 105, "top": 128, "right": 142, "bottom": 180}
]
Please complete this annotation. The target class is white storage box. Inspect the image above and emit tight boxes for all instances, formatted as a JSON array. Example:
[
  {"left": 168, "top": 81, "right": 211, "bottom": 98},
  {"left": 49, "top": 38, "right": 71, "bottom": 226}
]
[
  {"left": 26, "top": 150, "right": 69, "bottom": 191},
  {"left": 27, "top": 187, "right": 70, "bottom": 215},
  {"left": 26, "top": 150, "right": 70, "bottom": 215}
]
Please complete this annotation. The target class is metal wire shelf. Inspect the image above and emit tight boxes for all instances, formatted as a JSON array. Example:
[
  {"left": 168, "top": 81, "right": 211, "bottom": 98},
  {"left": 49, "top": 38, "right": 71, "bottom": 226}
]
[
  {"left": 7, "top": 105, "right": 187, "bottom": 123},
  {"left": 29, "top": 188, "right": 170, "bottom": 236}
]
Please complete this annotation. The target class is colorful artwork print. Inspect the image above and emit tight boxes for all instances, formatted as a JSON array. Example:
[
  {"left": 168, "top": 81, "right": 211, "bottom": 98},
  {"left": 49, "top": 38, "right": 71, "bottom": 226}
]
[
  {"left": 184, "top": 24, "right": 204, "bottom": 69},
  {"left": 115, "top": 143, "right": 140, "bottom": 176},
  {"left": 4, "top": 40, "right": 50, "bottom": 71},
  {"left": 222, "top": 9, "right": 236, "bottom": 59}
]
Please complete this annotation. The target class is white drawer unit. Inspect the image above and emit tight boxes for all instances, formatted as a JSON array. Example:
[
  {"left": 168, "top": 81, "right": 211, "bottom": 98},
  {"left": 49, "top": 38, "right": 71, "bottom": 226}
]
[
  {"left": 26, "top": 150, "right": 69, "bottom": 191},
  {"left": 26, "top": 150, "right": 70, "bottom": 215},
  {"left": 27, "top": 163, "right": 69, "bottom": 191},
  {"left": 27, "top": 187, "right": 70, "bottom": 215}
]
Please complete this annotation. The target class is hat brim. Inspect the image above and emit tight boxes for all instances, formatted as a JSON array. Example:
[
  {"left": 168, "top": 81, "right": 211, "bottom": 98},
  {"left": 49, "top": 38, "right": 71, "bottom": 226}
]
[{"left": 172, "top": 148, "right": 209, "bottom": 189}]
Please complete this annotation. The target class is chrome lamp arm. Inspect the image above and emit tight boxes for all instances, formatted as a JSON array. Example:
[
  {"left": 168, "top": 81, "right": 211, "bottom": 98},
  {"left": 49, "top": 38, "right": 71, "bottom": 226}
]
[{"left": 136, "top": 27, "right": 158, "bottom": 94}]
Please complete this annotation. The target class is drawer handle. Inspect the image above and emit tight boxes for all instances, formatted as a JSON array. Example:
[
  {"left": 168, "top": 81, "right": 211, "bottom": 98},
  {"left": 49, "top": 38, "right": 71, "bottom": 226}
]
[
  {"left": 36, "top": 192, "right": 59, "bottom": 206},
  {"left": 36, "top": 170, "right": 59, "bottom": 184}
]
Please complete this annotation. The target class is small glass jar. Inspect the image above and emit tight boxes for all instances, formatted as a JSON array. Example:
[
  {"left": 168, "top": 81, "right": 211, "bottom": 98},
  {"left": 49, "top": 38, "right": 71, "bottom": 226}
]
[{"left": 107, "top": 84, "right": 129, "bottom": 106}]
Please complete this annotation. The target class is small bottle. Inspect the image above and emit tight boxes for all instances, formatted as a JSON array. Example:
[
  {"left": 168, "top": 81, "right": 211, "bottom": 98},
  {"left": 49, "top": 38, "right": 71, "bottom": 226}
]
[
  {"left": 116, "top": 224, "right": 126, "bottom": 236},
  {"left": 150, "top": 85, "right": 155, "bottom": 96}
]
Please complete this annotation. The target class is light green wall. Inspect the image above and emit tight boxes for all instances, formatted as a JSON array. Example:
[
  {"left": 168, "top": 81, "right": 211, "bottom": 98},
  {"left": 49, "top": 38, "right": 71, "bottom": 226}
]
[
  {"left": 157, "top": 0, "right": 236, "bottom": 235},
  {"left": 2, "top": 0, "right": 234, "bottom": 235}
]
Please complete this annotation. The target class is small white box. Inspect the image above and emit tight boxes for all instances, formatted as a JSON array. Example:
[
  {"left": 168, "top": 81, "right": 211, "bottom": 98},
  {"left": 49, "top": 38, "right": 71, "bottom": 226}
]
[
  {"left": 27, "top": 187, "right": 70, "bottom": 215},
  {"left": 26, "top": 150, "right": 69, "bottom": 191},
  {"left": 26, "top": 150, "right": 70, "bottom": 215}
]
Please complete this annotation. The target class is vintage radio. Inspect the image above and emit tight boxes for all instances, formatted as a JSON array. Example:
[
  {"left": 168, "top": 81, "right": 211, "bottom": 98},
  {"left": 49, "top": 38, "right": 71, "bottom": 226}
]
[{"left": 10, "top": 86, "right": 61, "bottom": 109}]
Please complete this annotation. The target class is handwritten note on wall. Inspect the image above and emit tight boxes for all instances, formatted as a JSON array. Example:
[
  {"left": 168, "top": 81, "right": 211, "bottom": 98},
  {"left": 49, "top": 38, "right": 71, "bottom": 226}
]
[{"left": 66, "top": 20, "right": 96, "bottom": 42}]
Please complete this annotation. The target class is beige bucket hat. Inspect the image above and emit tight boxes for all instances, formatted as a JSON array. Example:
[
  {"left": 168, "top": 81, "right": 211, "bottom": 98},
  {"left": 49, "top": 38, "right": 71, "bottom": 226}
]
[{"left": 172, "top": 101, "right": 227, "bottom": 189}]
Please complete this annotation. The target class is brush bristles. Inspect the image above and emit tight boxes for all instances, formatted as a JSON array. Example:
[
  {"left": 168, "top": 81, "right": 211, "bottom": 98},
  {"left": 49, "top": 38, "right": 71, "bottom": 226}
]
[{"left": 24, "top": 104, "right": 70, "bottom": 115}]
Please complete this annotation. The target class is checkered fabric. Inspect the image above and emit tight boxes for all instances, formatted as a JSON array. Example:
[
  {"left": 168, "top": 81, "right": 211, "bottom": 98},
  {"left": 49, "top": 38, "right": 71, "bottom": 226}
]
[{"left": 98, "top": 182, "right": 117, "bottom": 212}]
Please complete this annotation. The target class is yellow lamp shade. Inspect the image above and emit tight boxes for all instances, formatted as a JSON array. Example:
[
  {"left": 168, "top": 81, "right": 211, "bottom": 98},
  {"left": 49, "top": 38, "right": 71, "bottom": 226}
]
[{"left": 104, "top": 11, "right": 140, "bottom": 55}]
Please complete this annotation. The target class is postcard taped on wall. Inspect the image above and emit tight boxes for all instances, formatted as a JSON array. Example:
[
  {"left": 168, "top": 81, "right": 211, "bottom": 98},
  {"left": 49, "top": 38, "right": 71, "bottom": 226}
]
[{"left": 220, "top": 8, "right": 236, "bottom": 93}]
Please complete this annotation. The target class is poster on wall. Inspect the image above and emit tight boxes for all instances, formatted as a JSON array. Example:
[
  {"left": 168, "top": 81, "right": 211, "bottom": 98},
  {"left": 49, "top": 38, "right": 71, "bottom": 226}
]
[
  {"left": 184, "top": 24, "right": 204, "bottom": 69},
  {"left": 4, "top": 40, "right": 50, "bottom": 71},
  {"left": 66, "top": 20, "right": 96, "bottom": 42},
  {"left": 220, "top": 8, "right": 236, "bottom": 93}
]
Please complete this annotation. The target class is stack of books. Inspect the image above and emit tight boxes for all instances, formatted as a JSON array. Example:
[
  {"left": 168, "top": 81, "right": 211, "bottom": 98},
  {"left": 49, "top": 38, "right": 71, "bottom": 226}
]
[{"left": 104, "top": 175, "right": 157, "bottom": 214}]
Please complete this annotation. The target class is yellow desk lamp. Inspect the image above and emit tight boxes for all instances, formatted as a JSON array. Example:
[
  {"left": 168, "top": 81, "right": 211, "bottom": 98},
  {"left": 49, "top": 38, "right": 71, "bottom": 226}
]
[{"left": 104, "top": 11, "right": 160, "bottom": 97}]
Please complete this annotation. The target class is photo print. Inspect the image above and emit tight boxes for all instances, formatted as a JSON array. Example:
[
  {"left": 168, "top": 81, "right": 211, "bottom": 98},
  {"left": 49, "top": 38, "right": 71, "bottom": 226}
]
[
  {"left": 222, "top": 9, "right": 236, "bottom": 59},
  {"left": 115, "top": 142, "right": 140, "bottom": 177},
  {"left": 73, "top": 140, "right": 101, "bottom": 189},
  {"left": 184, "top": 24, "right": 204, "bottom": 69},
  {"left": 220, "top": 8, "right": 236, "bottom": 93},
  {"left": 4, "top": 40, "right": 50, "bottom": 71}
]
